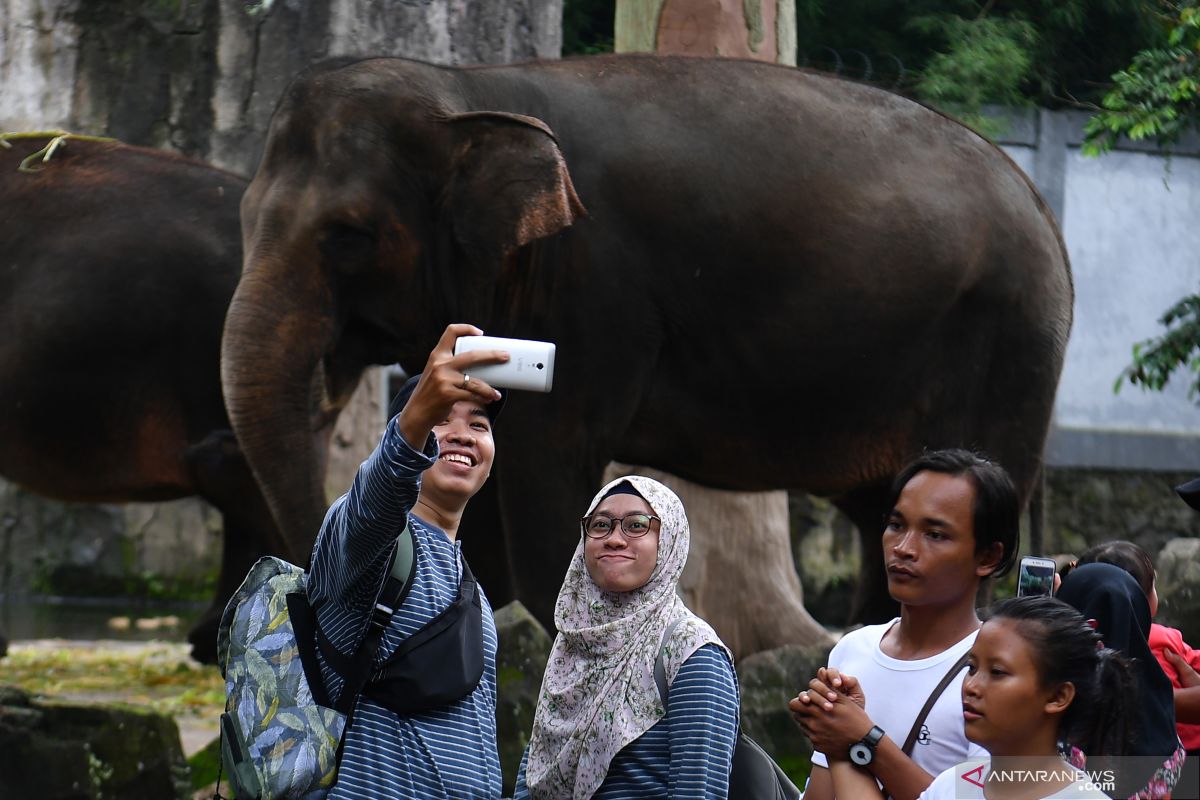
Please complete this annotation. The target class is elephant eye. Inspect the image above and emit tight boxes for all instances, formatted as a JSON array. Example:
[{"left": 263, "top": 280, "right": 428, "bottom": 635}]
[{"left": 319, "top": 223, "right": 376, "bottom": 272}]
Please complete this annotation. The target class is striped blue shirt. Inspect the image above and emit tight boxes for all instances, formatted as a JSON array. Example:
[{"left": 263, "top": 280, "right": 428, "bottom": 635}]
[
  {"left": 307, "top": 421, "right": 502, "bottom": 800},
  {"left": 513, "top": 644, "right": 739, "bottom": 799}
]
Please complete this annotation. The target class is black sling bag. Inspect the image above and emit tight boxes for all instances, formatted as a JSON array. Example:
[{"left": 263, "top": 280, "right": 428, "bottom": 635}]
[{"left": 305, "top": 529, "right": 485, "bottom": 717}]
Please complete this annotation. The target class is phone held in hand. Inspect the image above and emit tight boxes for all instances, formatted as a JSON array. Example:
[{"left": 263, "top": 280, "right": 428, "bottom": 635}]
[
  {"left": 453, "top": 335, "right": 556, "bottom": 393},
  {"left": 1017, "top": 555, "right": 1057, "bottom": 597}
]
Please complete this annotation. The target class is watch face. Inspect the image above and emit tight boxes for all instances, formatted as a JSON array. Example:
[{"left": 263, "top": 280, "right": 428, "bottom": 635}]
[{"left": 849, "top": 742, "right": 873, "bottom": 766}]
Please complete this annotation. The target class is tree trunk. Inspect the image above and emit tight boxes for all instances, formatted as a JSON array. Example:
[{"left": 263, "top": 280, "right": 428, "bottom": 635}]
[{"left": 615, "top": 0, "right": 796, "bottom": 66}]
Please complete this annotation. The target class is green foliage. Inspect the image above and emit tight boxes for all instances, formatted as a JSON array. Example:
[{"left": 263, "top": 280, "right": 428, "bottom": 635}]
[
  {"left": 794, "top": 0, "right": 1157, "bottom": 111},
  {"left": 188, "top": 735, "right": 223, "bottom": 790},
  {"left": 563, "top": 1, "right": 1163, "bottom": 118},
  {"left": 1083, "top": 1, "right": 1200, "bottom": 153},
  {"left": 564, "top": 0, "right": 615, "bottom": 55},
  {"left": 913, "top": 14, "right": 1039, "bottom": 132},
  {"left": 1115, "top": 293, "right": 1200, "bottom": 403},
  {"left": 774, "top": 752, "right": 812, "bottom": 792},
  {"left": 912, "top": 14, "right": 1038, "bottom": 109}
]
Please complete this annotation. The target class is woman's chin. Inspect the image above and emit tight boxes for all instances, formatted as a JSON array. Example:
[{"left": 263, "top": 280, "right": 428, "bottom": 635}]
[
  {"left": 588, "top": 567, "right": 646, "bottom": 594},
  {"left": 594, "top": 576, "right": 638, "bottom": 593}
]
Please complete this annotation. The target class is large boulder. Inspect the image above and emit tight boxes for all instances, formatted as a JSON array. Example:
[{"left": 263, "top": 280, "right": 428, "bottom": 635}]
[
  {"left": 1155, "top": 538, "right": 1200, "bottom": 644},
  {"left": 494, "top": 600, "right": 554, "bottom": 795},
  {"left": 737, "top": 641, "right": 835, "bottom": 787},
  {"left": 0, "top": 685, "right": 191, "bottom": 799},
  {"left": 790, "top": 492, "right": 861, "bottom": 626}
]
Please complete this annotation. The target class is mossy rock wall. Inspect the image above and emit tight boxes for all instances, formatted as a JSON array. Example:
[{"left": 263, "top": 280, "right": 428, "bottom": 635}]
[
  {"left": 0, "top": 686, "right": 191, "bottom": 800},
  {"left": 0, "top": 481, "right": 222, "bottom": 601},
  {"left": 1043, "top": 467, "right": 1200, "bottom": 557}
]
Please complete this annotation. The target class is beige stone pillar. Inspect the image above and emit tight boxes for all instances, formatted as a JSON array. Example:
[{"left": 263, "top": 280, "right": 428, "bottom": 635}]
[{"left": 615, "top": 0, "right": 796, "bottom": 65}]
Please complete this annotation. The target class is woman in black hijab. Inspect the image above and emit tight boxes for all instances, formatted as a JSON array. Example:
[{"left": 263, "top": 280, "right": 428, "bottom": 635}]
[{"left": 1058, "top": 562, "right": 1185, "bottom": 798}]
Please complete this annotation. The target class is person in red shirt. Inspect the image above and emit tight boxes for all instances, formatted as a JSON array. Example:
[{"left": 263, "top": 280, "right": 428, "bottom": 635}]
[{"left": 1067, "top": 535, "right": 1200, "bottom": 756}]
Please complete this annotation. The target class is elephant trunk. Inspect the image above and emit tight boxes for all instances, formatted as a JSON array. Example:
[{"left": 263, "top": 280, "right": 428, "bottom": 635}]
[{"left": 221, "top": 266, "right": 335, "bottom": 563}]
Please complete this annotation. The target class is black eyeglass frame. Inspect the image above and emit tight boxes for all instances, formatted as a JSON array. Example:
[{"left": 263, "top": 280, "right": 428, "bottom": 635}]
[{"left": 580, "top": 512, "right": 661, "bottom": 539}]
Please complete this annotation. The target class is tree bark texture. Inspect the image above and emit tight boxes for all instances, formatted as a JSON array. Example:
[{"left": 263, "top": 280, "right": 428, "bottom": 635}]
[{"left": 615, "top": 0, "right": 795, "bottom": 65}]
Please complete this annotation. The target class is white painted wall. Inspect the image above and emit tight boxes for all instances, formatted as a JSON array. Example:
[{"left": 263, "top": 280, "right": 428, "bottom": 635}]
[
  {"left": 998, "top": 109, "right": 1200, "bottom": 469},
  {"left": 1058, "top": 149, "right": 1200, "bottom": 433}
]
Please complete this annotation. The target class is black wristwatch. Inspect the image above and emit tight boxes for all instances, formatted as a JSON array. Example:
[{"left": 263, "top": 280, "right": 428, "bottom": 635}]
[{"left": 849, "top": 725, "right": 885, "bottom": 766}]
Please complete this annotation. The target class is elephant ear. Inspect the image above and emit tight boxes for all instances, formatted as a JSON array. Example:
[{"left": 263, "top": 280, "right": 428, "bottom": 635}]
[{"left": 444, "top": 111, "right": 587, "bottom": 257}]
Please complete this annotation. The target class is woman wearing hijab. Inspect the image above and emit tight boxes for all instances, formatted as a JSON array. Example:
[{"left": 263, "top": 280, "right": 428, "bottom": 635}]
[
  {"left": 512, "top": 476, "right": 740, "bottom": 799},
  {"left": 1057, "top": 562, "right": 1186, "bottom": 799}
]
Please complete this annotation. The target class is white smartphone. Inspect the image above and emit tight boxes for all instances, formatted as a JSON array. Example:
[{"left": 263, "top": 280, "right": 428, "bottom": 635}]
[
  {"left": 453, "top": 335, "right": 556, "bottom": 393},
  {"left": 1016, "top": 556, "right": 1057, "bottom": 597}
]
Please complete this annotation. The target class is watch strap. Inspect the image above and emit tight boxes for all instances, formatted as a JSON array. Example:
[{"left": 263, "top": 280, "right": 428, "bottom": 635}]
[{"left": 863, "top": 724, "right": 885, "bottom": 748}]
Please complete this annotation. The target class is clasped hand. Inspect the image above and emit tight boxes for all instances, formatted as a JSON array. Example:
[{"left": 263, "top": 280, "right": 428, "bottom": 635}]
[{"left": 788, "top": 667, "right": 874, "bottom": 760}]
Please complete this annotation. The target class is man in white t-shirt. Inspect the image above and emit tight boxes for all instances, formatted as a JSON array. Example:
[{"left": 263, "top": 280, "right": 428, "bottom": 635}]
[{"left": 790, "top": 449, "right": 1020, "bottom": 800}]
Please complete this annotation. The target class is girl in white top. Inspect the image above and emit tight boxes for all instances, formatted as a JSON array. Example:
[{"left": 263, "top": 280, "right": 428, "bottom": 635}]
[{"left": 826, "top": 596, "right": 1133, "bottom": 800}]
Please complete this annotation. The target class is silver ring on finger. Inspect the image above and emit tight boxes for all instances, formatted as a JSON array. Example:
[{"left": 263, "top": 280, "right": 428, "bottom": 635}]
[{"left": 461, "top": 373, "right": 470, "bottom": 390}]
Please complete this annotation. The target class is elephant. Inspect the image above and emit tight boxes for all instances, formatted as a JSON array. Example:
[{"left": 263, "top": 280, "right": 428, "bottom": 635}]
[
  {"left": 0, "top": 134, "right": 286, "bottom": 663},
  {"left": 223, "top": 53, "right": 1073, "bottom": 632}
]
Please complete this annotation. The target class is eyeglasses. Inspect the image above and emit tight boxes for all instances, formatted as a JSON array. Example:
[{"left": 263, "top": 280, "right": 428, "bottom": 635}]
[{"left": 580, "top": 513, "right": 660, "bottom": 539}]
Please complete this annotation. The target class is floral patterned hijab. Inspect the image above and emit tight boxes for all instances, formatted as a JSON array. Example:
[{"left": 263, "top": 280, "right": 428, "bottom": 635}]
[{"left": 524, "top": 475, "right": 730, "bottom": 800}]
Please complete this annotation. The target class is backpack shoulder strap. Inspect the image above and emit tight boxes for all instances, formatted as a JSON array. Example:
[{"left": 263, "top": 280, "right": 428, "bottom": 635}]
[
  {"left": 315, "top": 523, "right": 418, "bottom": 714},
  {"left": 390, "top": 521, "right": 415, "bottom": 584},
  {"left": 653, "top": 617, "right": 687, "bottom": 704},
  {"left": 901, "top": 651, "right": 970, "bottom": 756}
]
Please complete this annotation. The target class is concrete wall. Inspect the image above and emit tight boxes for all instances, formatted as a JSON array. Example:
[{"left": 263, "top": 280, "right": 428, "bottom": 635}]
[
  {"left": 1, "top": 0, "right": 561, "bottom": 176},
  {"left": 994, "top": 109, "right": 1200, "bottom": 471}
]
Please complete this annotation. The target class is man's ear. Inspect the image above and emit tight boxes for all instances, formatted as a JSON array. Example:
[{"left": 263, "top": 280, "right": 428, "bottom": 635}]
[
  {"left": 975, "top": 541, "right": 1005, "bottom": 578},
  {"left": 1045, "top": 681, "right": 1076, "bottom": 717}
]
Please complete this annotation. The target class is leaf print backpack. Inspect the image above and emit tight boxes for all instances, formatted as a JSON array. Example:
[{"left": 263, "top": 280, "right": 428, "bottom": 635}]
[{"left": 215, "top": 525, "right": 415, "bottom": 799}]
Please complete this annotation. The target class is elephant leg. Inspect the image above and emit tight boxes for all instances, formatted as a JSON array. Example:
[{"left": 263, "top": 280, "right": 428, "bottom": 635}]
[
  {"left": 458, "top": 473, "right": 514, "bottom": 607},
  {"left": 184, "top": 431, "right": 286, "bottom": 665},
  {"left": 495, "top": 436, "right": 603, "bottom": 629},
  {"left": 1028, "top": 463, "right": 1046, "bottom": 555},
  {"left": 606, "top": 463, "right": 833, "bottom": 659},
  {"left": 835, "top": 483, "right": 898, "bottom": 626}
]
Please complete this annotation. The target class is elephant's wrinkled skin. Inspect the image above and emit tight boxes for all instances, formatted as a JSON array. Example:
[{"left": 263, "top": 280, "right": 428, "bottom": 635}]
[
  {"left": 224, "top": 54, "right": 1073, "bottom": 627},
  {"left": 0, "top": 138, "right": 289, "bottom": 663}
]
